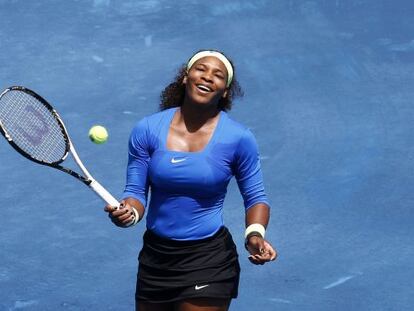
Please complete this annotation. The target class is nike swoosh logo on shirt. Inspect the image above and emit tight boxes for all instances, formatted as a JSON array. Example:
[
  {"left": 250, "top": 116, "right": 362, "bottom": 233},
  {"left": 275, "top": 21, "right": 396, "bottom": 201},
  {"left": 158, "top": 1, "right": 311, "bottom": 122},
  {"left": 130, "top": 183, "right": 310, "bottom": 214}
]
[
  {"left": 171, "top": 157, "right": 187, "bottom": 164},
  {"left": 195, "top": 285, "right": 209, "bottom": 290}
]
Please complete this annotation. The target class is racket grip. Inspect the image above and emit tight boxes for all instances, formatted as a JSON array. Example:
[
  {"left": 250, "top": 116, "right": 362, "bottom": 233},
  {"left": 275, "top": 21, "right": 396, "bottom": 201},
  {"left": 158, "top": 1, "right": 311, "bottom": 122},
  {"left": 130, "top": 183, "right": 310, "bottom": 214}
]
[
  {"left": 89, "top": 179, "right": 120, "bottom": 208},
  {"left": 90, "top": 179, "right": 136, "bottom": 227}
]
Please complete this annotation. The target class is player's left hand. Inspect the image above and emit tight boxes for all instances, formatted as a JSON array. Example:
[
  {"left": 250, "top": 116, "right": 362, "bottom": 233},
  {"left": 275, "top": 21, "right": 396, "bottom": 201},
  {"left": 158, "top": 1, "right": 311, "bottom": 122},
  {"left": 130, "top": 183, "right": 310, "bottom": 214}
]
[{"left": 245, "top": 236, "right": 277, "bottom": 265}]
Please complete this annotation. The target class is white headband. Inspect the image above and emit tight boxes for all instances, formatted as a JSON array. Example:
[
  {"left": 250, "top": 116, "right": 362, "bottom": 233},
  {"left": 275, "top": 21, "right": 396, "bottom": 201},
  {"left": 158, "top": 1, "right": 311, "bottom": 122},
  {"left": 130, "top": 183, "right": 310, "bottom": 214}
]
[{"left": 187, "top": 51, "right": 234, "bottom": 87}]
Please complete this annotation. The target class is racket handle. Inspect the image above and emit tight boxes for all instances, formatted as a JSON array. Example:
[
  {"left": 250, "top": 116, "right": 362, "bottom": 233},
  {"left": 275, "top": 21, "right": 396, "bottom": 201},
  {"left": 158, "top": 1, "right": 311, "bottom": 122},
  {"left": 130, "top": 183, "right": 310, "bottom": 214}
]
[
  {"left": 89, "top": 179, "right": 120, "bottom": 208},
  {"left": 90, "top": 179, "right": 136, "bottom": 227}
]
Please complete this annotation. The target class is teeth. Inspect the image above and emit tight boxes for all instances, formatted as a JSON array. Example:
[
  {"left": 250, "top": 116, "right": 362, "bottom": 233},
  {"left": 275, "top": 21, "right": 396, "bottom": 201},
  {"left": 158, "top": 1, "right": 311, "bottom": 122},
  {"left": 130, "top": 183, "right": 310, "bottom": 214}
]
[{"left": 197, "top": 85, "right": 212, "bottom": 92}]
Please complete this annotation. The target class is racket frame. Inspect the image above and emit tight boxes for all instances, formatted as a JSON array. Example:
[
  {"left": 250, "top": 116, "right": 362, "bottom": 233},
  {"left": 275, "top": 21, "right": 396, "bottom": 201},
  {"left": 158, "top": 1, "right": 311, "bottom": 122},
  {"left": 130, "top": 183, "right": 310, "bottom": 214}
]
[{"left": 0, "top": 86, "right": 119, "bottom": 208}]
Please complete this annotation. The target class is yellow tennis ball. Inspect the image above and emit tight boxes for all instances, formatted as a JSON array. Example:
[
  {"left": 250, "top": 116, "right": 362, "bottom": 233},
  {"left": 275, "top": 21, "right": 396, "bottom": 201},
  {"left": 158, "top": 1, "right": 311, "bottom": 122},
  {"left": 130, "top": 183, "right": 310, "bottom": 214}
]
[{"left": 89, "top": 125, "right": 108, "bottom": 144}]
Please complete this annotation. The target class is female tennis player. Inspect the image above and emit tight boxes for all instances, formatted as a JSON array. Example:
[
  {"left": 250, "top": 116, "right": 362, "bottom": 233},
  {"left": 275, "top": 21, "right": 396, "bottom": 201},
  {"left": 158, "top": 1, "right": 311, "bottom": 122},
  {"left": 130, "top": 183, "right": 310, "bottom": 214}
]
[{"left": 105, "top": 50, "right": 277, "bottom": 311}]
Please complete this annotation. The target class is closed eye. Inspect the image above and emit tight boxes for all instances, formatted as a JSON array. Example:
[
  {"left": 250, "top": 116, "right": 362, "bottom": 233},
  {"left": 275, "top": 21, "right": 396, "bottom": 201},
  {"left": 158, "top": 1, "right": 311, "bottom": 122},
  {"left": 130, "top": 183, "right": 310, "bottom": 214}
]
[{"left": 215, "top": 73, "right": 224, "bottom": 79}]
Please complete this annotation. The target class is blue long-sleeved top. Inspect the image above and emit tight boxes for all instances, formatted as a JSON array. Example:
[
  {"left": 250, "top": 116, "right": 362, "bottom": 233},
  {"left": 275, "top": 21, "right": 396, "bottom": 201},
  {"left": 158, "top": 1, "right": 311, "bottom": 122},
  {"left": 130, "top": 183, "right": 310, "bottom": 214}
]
[{"left": 122, "top": 107, "right": 269, "bottom": 240}]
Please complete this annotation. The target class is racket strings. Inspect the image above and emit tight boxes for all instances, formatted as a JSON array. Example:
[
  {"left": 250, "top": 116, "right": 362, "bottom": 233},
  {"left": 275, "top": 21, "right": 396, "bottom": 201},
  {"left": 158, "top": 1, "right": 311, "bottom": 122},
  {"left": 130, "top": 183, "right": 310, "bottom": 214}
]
[{"left": 0, "top": 90, "right": 68, "bottom": 164}]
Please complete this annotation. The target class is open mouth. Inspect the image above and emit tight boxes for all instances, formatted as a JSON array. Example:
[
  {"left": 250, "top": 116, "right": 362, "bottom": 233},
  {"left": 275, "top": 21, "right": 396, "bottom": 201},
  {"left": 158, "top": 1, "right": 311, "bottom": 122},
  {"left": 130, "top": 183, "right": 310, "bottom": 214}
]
[{"left": 196, "top": 84, "right": 213, "bottom": 93}]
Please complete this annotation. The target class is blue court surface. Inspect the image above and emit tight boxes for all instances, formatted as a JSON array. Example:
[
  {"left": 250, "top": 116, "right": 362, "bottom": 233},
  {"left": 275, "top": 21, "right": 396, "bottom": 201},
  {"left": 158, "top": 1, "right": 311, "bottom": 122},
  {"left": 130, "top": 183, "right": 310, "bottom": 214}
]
[{"left": 1, "top": 1, "right": 413, "bottom": 310}]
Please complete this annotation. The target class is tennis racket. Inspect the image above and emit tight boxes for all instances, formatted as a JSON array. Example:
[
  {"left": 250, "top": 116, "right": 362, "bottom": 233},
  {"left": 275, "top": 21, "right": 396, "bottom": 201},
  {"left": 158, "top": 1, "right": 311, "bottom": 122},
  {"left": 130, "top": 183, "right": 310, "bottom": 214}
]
[{"left": 0, "top": 86, "right": 130, "bottom": 219}]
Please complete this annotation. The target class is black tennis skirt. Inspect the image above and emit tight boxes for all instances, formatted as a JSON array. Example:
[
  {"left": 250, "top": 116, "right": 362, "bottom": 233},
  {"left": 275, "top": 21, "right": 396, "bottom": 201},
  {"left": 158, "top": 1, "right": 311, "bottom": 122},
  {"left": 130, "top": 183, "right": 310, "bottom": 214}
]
[{"left": 136, "top": 227, "right": 240, "bottom": 303}]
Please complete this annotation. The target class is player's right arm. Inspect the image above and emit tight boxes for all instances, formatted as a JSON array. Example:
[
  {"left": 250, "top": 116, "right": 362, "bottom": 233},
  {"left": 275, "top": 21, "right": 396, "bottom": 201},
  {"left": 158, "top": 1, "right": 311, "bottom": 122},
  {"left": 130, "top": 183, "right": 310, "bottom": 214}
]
[
  {"left": 104, "top": 118, "right": 151, "bottom": 227},
  {"left": 105, "top": 198, "right": 144, "bottom": 227}
]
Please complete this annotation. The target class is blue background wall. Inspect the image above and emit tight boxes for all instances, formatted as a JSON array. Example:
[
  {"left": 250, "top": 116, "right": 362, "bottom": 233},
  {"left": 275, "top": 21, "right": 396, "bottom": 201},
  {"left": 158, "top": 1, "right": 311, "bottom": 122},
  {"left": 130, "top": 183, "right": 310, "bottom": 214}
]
[{"left": 0, "top": 1, "right": 413, "bottom": 310}]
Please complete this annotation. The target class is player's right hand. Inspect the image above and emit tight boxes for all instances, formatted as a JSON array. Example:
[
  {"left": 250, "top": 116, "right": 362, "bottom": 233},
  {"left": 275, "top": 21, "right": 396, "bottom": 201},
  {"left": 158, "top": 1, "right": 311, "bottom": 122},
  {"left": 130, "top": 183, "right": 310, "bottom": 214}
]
[{"left": 104, "top": 201, "right": 136, "bottom": 227}]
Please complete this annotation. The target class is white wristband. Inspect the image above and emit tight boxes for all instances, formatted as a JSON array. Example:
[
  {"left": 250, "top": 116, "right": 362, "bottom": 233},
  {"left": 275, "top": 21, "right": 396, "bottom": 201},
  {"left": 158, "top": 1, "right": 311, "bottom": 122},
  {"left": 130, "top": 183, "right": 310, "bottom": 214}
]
[
  {"left": 132, "top": 207, "right": 141, "bottom": 225},
  {"left": 125, "top": 207, "right": 141, "bottom": 227},
  {"left": 245, "top": 223, "right": 266, "bottom": 239}
]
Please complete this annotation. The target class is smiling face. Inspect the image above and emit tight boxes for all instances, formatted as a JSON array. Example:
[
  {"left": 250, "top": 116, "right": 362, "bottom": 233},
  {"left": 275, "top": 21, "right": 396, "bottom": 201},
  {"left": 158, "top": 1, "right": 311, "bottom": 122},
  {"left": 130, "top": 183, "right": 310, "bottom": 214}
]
[{"left": 183, "top": 56, "right": 229, "bottom": 109}]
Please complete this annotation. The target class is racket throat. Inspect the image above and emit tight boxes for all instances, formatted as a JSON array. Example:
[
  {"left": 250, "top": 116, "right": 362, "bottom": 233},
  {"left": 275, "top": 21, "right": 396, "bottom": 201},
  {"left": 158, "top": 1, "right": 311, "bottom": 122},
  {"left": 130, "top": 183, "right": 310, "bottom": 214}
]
[{"left": 58, "top": 165, "right": 92, "bottom": 185}]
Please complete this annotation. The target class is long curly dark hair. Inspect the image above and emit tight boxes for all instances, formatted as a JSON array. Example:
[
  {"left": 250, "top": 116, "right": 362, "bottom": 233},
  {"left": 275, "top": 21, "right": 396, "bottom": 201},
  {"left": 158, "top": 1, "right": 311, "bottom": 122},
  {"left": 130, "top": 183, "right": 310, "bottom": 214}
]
[{"left": 159, "top": 54, "right": 243, "bottom": 112}]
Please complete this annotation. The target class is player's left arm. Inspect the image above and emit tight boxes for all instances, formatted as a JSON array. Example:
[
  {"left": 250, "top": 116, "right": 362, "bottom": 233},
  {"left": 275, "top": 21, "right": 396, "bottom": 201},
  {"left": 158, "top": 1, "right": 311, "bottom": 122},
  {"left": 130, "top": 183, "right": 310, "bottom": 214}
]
[
  {"left": 245, "top": 203, "right": 277, "bottom": 265},
  {"left": 233, "top": 129, "right": 277, "bottom": 264}
]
